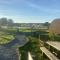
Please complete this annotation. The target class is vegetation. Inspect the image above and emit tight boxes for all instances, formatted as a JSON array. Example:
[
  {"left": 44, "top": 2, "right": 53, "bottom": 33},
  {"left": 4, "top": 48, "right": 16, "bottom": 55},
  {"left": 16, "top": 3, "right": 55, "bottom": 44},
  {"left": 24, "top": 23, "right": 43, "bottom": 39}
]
[
  {"left": 43, "top": 22, "right": 50, "bottom": 29},
  {"left": 19, "top": 36, "right": 41, "bottom": 60},
  {"left": 49, "top": 33, "right": 60, "bottom": 41},
  {"left": 0, "top": 18, "right": 13, "bottom": 27},
  {"left": 0, "top": 17, "right": 60, "bottom": 60},
  {"left": 0, "top": 31, "right": 14, "bottom": 44}
]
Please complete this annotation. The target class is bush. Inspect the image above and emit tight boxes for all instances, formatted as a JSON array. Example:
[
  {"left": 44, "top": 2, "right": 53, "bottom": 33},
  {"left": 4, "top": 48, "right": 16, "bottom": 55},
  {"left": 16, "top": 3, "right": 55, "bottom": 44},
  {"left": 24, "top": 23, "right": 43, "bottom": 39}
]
[
  {"left": 49, "top": 33, "right": 60, "bottom": 41},
  {"left": 49, "top": 33, "right": 55, "bottom": 40},
  {"left": 40, "top": 34, "right": 50, "bottom": 41},
  {"left": 54, "top": 35, "right": 60, "bottom": 41}
]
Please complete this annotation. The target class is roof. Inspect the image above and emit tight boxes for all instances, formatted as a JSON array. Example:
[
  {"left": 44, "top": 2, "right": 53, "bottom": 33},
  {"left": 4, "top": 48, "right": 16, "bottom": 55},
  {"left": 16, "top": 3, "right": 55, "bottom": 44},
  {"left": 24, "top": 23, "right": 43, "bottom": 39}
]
[{"left": 49, "top": 19, "right": 60, "bottom": 34}]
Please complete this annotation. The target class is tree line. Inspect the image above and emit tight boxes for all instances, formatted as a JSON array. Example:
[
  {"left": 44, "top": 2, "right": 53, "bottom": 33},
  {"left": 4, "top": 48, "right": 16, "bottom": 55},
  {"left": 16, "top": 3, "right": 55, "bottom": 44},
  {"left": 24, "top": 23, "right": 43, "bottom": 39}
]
[
  {"left": 0, "top": 17, "right": 14, "bottom": 26},
  {"left": 0, "top": 17, "right": 50, "bottom": 29}
]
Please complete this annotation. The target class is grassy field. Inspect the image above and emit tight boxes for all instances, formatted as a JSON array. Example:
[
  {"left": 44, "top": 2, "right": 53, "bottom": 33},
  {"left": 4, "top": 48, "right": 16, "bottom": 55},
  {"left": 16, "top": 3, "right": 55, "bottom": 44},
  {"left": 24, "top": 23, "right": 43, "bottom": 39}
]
[{"left": 0, "top": 31, "right": 14, "bottom": 44}]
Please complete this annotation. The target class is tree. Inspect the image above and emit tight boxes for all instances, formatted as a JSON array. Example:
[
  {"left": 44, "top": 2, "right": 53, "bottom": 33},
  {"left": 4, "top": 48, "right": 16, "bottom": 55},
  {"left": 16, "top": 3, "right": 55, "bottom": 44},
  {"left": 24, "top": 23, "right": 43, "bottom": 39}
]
[
  {"left": 0, "top": 18, "right": 8, "bottom": 26},
  {"left": 8, "top": 19, "right": 13, "bottom": 23},
  {"left": 44, "top": 22, "right": 50, "bottom": 29},
  {"left": 8, "top": 19, "right": 14, "bottom": 27},
  {"left": 0, "top": 17, "right": 14, "bottom": 28}
]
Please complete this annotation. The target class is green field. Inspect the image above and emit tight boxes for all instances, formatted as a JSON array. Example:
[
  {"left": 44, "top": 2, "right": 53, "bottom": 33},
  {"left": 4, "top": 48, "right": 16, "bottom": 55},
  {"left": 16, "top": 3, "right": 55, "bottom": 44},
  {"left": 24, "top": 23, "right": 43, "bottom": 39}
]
[{"left": 0, "top": 31, "right": 14, "bottom": 44}]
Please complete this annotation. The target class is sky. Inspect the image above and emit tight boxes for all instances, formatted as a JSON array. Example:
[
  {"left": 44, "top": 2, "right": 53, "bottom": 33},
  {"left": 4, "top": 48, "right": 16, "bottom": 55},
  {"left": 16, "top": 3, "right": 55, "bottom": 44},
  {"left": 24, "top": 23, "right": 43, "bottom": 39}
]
[{"left": 0, "top": 0, "right": 60, "bottom": 23}]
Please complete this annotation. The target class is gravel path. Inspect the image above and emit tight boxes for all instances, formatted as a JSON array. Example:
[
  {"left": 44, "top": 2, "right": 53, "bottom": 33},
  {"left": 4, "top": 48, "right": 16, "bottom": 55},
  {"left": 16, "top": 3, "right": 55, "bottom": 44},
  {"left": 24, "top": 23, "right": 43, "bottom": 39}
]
[{"left": 0, "top": 35, "right": 28, "bottom": 60}]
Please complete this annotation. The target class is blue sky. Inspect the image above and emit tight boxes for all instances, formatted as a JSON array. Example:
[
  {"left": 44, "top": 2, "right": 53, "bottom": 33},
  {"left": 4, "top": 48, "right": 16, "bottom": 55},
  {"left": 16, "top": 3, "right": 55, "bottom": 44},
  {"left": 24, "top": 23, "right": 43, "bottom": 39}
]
[{"left": 0, "top": 0, "right": 60, "bottom": 23}]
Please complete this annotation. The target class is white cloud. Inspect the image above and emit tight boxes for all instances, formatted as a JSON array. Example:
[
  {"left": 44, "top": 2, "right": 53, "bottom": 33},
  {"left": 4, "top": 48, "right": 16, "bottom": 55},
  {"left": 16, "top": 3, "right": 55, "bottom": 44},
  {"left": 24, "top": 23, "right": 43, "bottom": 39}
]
[
  {"left": 0, "top": 0, "right": 25, "bottom": 5},
  {"left": 26, "top": 1, "right": 60, "bottom": 14}
]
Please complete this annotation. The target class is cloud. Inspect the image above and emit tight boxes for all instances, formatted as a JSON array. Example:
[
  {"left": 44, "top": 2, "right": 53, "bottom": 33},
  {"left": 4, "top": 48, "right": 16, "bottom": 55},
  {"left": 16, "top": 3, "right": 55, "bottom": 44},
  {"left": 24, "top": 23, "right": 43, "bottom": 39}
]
[
  {"left": 53, "top": 0, "right": 57, "bottom": 1},
  {"left": 0, "top": 0, "right": 25, "bottom": 5},
  {"left": 26, "top": 1, "right": 60, "bottom": 14},
  {"left": 0, "top": 0, "right": 12, "bottom": 4}
]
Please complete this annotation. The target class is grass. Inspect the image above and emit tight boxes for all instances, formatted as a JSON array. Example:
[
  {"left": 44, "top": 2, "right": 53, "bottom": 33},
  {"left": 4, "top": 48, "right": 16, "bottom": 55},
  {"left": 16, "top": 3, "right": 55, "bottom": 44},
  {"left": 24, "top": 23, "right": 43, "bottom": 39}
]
[
  {"left": 19, "top": 29, "right": 32, "bottom": 32},
  {"left": 0, "top": 31, "right": 14, "bottom": 44}
]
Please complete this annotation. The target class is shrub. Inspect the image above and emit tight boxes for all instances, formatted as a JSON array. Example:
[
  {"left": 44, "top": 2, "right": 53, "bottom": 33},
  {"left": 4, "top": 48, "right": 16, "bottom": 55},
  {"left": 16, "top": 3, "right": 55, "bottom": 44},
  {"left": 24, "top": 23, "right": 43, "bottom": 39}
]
[
  {"left": 49, "top": 33, "right": 60, "bottom": 41},
  {"left": 40, "top": 34, "right": 50, "bottom": 41}
]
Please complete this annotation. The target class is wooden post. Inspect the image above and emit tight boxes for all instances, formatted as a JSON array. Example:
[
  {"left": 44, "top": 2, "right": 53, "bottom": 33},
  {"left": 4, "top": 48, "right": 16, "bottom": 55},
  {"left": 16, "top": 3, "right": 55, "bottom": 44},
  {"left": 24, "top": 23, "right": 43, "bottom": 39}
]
[
  {"left": 42, "top": 51, "right": 43, "bottom": 56},
  {"left": 41, "top": 51, "right": 44, "bottom": 60},
  {"left": 48, "top": 45, "right": 50, "bottom": 50}
]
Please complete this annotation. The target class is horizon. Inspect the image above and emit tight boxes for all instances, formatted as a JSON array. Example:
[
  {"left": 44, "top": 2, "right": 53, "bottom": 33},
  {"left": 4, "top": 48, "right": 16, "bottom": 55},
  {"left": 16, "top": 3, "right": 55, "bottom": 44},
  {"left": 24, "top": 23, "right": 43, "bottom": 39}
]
[{"left": 0, "top": 0, "right": 60, "bottom": 23}]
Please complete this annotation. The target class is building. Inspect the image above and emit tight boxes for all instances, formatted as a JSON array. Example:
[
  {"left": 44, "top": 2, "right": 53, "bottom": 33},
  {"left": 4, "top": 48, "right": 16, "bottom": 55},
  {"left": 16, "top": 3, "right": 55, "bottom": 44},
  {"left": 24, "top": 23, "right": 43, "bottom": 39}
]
[{"left": 49, "top": 19, "right": 60, "bottom": 34}]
